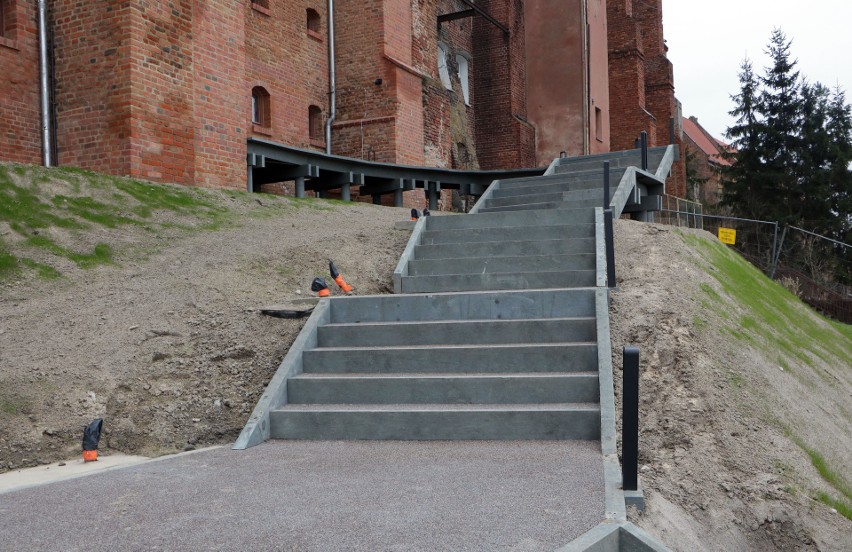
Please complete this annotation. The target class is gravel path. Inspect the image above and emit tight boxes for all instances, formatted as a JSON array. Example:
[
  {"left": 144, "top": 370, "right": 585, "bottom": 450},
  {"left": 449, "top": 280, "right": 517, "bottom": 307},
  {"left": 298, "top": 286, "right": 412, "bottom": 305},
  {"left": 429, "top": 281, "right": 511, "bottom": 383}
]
[{"left": 0, "top": 440, "right": 605, "bottom": 551}]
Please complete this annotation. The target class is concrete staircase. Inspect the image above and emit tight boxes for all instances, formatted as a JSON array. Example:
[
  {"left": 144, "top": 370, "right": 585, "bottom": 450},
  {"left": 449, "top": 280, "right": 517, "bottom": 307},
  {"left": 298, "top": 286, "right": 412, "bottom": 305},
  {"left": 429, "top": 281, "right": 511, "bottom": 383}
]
[
  {"left": 237, "top": 146, "right": 672, "bottom": 447},
  {"left": 270, "top": 289, "right": 601, "bottom": 440}
]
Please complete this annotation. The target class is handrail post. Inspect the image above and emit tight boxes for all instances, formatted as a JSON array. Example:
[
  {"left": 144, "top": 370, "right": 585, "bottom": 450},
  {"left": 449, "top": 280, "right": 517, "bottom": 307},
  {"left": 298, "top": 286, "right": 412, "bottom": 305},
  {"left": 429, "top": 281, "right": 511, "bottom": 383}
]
[
  {"left": 640, "top": 131, "right": 648, "bottom": 171},
  {"left": 603, "top": 161, "right": 616, "bottom": 288},
  {"left": 603, "top": 161, "right": 610, "bottom": 209},
  {"left": 622, "top": 346, "right": 640, "bottom": 491}
]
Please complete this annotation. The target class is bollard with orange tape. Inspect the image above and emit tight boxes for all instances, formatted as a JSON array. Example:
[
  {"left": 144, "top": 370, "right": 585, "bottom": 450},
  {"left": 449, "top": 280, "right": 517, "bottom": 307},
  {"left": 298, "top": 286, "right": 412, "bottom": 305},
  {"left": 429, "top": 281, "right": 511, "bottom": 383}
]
[
  {"left": 328, "top": 260, "right": 353, "bottom": 294},
  {"left": 311, "top": 277, "right": 330, "bottom": 297},
  {"left": 82, "top": 418, "right": 103, "bottom": 462},
  {"left": 410, "top": 208, "right": 420, "bottom": 221}
]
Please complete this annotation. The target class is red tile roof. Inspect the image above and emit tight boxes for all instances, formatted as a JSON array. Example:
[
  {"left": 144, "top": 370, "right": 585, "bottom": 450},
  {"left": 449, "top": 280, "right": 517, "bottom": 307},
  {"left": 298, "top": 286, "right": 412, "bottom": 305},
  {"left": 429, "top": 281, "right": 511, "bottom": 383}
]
[{"left": 682, "top": 116, "right": 732, "bottom": 167}]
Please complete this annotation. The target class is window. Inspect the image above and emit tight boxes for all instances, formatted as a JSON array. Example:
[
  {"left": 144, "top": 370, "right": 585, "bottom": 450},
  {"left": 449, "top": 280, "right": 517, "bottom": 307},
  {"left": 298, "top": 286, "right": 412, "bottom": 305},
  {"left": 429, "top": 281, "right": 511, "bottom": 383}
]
[
  {"left": 251, "top": 0, "right": 270, "bottom": 16},
  {"left": 456, "top": 53, "right": 470, "bottom": 105},
  {"left": 251, "top": 86, "right": 271, "bottom": 128},
  {"left": 306, "top": 9, "right": 321, "bottom": 33},
  {"left": 309, "top": 105, "right": 323, "bottom": 143},
  {"left": 595, "top": 107, "right": 603, "bottom": 141},
  {"left": 438, "top": 43, "right": 452, "bottom": 90},
  {"left": 1, "top": 0, "right": 16, "bottom": 41}
]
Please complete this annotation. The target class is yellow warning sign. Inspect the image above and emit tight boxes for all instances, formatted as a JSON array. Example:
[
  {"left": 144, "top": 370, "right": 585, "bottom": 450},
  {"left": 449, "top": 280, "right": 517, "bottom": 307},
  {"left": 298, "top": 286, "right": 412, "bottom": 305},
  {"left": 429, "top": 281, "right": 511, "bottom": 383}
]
[{"left": 718, "top": 227, "right": 737, "bottom": 245}]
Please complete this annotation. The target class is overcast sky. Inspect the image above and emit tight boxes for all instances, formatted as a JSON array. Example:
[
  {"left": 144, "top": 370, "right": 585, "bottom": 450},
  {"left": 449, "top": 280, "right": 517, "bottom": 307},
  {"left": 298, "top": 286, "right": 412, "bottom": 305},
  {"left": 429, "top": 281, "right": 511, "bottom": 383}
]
[{"left": 663, "top": 1, "right": 852, "bottom": 142}]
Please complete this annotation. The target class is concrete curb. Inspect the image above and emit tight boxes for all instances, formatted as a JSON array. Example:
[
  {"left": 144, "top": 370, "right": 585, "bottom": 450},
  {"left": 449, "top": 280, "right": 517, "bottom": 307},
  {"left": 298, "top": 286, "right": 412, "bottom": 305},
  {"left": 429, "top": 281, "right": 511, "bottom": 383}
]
[
  {"left": 232, "top": 300, "right": 331, "bottom": 449},
  {"left": 392, "top": 217, "right": 427, "bottom": 294},
  {"left": 554, "top": 521, "right": 672, "bottom": 552},
  {"left": 469, "top": 178, "right": 500, "bottom": 214}
]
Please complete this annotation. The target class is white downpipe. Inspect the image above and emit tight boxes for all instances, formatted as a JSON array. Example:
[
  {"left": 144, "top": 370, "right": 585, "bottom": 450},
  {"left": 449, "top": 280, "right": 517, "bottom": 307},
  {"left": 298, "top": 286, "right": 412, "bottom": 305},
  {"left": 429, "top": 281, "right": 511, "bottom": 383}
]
[
  {"left": 38, "top": 0, "right": 53, "bottom": 166},
  {"left": 324, "top": 0, "right": 336, "bottom": 155}
]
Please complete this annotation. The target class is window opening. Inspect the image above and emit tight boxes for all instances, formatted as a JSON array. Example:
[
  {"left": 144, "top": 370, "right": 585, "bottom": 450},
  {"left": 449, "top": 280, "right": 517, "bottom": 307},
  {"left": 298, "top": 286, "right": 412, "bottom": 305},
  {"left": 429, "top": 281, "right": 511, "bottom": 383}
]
[
  {"left": 595, "top": 107, "right": 603, "bottom": 141},
  {"left": 456, "top": 53, "right": 470, "bottom": 105},
  {"left": 252, "top": 86, "right": 271, "bottom": 128},
  {"left": 307, "top": 9, "right": 321, "bottom": 33},
  {"left": 438, "top": 43, "right": 452, "bottom": 90},
  {"left": 309, "top": 105, "right": 323, "bottom": 142}
]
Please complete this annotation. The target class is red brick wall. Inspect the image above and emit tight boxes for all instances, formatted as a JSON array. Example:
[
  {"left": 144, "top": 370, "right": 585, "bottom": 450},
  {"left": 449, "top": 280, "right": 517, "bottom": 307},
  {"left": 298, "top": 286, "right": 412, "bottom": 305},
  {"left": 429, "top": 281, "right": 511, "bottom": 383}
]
[
  {"left": 52, "top": 1, "right": 132, "bottom": 175},
  {"left": 245, "top": 0, "right": 329, "bottom": 151},
  {"left": 473, "top": 0, "right": 535, "bottom": 169},
  {"left": 0, "top": 0, "right": 41, "bottom": 164},
  {"left": 188, "top": 1, "right": 245, "bottom": 188},
  {"left": 127, "top": 1, "right": 195, "bottom": 184}
]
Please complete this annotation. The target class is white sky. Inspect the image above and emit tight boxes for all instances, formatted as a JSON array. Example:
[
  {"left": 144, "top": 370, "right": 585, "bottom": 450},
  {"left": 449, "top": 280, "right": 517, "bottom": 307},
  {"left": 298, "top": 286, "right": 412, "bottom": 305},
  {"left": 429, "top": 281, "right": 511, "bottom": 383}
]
[{"left": 663, "top": 1, "right": 852, "bottom": 142}]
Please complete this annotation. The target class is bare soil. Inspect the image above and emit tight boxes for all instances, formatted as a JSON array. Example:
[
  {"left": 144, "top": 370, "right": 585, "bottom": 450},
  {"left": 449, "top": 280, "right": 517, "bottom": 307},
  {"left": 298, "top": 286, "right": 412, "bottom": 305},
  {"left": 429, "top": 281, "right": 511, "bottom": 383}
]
[
  {"left": 1, "top": 176, "right": 849, "bottom": 550},
  {"left": 611, "top": 219, "right": 851, "bottom": 551}
]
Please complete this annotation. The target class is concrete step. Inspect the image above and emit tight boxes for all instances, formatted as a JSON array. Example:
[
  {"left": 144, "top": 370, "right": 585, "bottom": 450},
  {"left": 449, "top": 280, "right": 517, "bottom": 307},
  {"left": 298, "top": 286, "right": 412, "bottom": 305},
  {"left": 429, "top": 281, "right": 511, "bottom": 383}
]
[
  {"left": 269, "top": 403, "right": 602, "bottom": 440},
  {"left": 316, "top": 317, "right": 597, "bottom": 347},
  {"left": 408, "top": 253, "right": 596, "bottom": 276},
  {"left": 301, "top": 343, "right": 599, "bottom": 374},
  {"left": 492, "top": 180, "right": 602, "bottom": 198},
  {"left": 398, "top": 269, "right": 597, "bottom": 293},
  {"left": 423, "top": 208, "right": 592, "bottom": 230},
  {"left": 328, "top": 288, "right": 597, "bottom": 323},
  {"left": 551, "top": 147, "right": 667, "bottom": 173},
  {"left": 287, "top": 373, "right": 600, "bottom": 405},
  {"left": 420, "top": 223, "right": 594, "bottom": 244},
  {"left": 413, "top": 237, "right": 596, "bottom": 259},
  {"left": 478, "top": 202, "right": 561, "bottom": 213},
  {"left": 485, "top": 191, "right": 575, "bottom": 208}
]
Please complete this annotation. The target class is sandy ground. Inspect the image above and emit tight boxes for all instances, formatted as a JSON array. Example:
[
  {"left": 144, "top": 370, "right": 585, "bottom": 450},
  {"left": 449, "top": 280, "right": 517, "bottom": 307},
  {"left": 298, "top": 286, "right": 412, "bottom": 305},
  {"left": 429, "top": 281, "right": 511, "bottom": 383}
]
[
  {"left": 1, "top": 179, "right": 849, "bottom": 550},
  {"left": 610, "top": 219, "right": 851, "bottom": 551}
]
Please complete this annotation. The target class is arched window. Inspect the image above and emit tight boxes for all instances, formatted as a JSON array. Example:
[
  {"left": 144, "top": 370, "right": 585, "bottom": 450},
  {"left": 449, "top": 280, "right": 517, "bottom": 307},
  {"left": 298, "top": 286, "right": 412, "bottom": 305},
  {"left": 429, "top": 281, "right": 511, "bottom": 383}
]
[
  {"left": 309, "top": 105, "right": 323, "bottom": 142},
  {"left": 455, "top": 53, "right": 470, "bottom": 105},
  {"left": 251, "top": 86, "right": 271, "bottom": 128},
  {"left": 438, "top": 43, "right": 452, "bottom": 90},
  {"left": 306, "top": 9, "right": 321, "bottom": 33}
]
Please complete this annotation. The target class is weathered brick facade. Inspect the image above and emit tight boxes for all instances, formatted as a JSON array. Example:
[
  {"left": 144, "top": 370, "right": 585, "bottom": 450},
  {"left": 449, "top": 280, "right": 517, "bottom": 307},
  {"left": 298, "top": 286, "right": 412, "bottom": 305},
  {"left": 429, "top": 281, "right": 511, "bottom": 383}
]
[
  {"left": 606, "top": 0, "right": 685, "bottom": 197},
  {"left": 1, "top": 1, "right": 686, "bottom": 200},
  {"left": 1, "top": 1, "right": 42, "bottom": 164}
]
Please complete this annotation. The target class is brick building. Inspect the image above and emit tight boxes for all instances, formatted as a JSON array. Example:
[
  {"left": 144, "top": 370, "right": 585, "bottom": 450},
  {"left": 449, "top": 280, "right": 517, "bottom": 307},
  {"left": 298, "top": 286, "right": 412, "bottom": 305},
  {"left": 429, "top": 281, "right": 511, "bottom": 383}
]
[
  {"left": 682, "top": 115, "right": 731, "bottom": 207},
  {"left": 1, "top": 1, "right": 683, "bottom": 201}
]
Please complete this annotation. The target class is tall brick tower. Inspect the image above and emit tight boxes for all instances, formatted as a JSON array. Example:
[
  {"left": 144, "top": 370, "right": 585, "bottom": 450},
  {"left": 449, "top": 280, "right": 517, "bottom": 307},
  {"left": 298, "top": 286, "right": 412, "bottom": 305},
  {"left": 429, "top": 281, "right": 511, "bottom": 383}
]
[{"left": 607, "top": 0, "right": 685, "bottom": 197}]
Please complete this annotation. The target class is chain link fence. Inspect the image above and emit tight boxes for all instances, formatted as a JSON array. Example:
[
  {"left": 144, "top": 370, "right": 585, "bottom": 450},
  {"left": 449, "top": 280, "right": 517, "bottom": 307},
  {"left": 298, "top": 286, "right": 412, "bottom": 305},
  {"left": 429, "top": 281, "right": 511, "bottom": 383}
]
[{"left": 652, "top": 196, "right": 852, "bottom": 324}]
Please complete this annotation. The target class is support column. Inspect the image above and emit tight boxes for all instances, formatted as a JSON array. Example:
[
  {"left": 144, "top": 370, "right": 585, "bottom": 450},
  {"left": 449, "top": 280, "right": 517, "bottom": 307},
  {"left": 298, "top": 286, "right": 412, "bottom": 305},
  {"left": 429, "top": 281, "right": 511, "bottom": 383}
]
[
  {"left": 295, "top": 177, "right": 305, "bottom": 198},
  {"left": 394, "top": 189, "right": 403, "bottom": 207},
  {"left": 342, "top": 183, "right": 351, "bottom": 201},
  {"left": 246, "top": 166, "right": 254, "bottom": 193}
]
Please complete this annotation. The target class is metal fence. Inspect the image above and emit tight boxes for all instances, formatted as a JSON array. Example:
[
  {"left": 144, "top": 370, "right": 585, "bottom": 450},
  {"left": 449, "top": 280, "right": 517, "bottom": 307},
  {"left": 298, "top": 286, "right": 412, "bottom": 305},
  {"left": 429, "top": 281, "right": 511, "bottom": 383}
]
[{"left": 652, "top": 202, "right": 852, "bottom": 324}]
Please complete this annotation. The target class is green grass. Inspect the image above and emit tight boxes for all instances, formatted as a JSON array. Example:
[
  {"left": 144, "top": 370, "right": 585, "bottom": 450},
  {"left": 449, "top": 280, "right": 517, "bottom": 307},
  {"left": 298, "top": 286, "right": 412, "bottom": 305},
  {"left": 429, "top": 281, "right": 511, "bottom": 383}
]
[
  {"left": 783, "top": 428, "right": 852, "bottom": 521},
  {"left": 682, "top": 233, "right": 852, "bottom": 370},
  {"left": 0, "top": 164, "right": 235, "bottom": 279}
]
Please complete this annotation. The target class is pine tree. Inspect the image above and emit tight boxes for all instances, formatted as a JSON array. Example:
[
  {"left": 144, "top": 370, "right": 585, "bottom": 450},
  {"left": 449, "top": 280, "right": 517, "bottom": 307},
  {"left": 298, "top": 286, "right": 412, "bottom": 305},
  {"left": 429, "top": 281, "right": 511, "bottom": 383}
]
[
  {"left": 758, "top": 28, "right": 802, "bottom": 224},
  {"left": 826, "top": 86, "right": 852, "bottom": 245},
  {"left": 722, "top": 59, "right": 767, "bottom": 219}
]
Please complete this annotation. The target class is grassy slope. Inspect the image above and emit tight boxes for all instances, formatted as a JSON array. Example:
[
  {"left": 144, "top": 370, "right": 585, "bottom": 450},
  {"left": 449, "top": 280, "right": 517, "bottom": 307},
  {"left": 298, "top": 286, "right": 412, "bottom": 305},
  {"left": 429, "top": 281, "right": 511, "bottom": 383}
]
[
  {"left": 682, "top": 231, "right": 852, "bottom": 519},
  {"left": 0, "top": 163, "right": 260, "bottom": 281}
]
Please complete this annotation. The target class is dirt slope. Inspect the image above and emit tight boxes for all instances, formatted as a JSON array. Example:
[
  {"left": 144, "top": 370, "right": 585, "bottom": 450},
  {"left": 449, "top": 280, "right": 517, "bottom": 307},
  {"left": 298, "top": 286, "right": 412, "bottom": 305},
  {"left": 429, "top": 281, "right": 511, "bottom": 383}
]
[
  {"left": 611, "top": 219, "right": 851, "bottom": 551},
  {"left": 1, "top": 166, "right": 849, "bottom": 550}
]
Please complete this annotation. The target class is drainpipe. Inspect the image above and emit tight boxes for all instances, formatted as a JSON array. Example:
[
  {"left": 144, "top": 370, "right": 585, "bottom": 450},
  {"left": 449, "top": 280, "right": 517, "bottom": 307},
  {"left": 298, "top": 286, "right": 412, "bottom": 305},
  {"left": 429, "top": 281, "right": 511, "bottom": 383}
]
[
  {"left": 324, "top": 0, "right": 336, "bottom": 155},
  {"left": 581, "top": 0, "right": 590, "bottom": 155},
  {"left": 38, "top": 0, "right": 53, "bottom": 166}
]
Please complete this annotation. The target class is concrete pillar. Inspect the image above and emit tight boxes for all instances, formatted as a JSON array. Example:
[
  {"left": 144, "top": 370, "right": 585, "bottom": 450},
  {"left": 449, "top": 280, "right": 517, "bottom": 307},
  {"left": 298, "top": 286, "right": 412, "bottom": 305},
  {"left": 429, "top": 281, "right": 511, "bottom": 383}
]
[
  {"left": 427, "top": 182, "right": 438, "bottom": 211},
  {"left": 247, "top": 166, "right": 254, "bottom": 193},
  {"left": 342, "top": 183, "right": 351, "bottom": 201},
  {"left": 295, "top": 177, "right": 305, "bottom": 198},
  {"left": 394, "top": 189, "right": 403, "bottom": 207}
]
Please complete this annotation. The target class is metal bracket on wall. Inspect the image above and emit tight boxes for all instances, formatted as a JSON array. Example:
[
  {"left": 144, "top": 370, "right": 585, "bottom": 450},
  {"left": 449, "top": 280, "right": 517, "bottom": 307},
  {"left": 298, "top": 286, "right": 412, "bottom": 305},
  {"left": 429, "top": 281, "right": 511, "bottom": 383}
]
[{"left": 438, "top": 1, "right": 509, "bottom": 36}]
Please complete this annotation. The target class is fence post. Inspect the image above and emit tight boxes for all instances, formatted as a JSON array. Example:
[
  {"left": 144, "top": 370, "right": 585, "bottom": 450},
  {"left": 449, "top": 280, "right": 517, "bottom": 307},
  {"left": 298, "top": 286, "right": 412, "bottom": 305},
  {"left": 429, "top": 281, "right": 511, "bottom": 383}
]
[
  {"left": 770, "top": 225, "right": 788, "bottom": 280},
  {"left": 770, "top": 222, "right": 779, "bottom": 276},
  {"left": 622, "top": 346, "right": 640, "bottom": 491}
]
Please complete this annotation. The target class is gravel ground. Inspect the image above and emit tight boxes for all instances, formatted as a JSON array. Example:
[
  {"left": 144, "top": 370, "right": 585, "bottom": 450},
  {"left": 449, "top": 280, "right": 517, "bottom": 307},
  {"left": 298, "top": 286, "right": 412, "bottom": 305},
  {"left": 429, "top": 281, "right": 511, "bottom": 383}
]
[{"left": 0, "top": 440, "right": 605, "bottom": 552}]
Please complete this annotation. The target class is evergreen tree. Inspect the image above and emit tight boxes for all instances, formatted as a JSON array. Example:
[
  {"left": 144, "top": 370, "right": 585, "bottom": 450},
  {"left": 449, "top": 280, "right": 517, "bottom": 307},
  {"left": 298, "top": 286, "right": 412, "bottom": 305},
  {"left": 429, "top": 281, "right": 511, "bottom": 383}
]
[
  {"left": 723, "top": 59, "right": 767, "bottom": 219},
  {"left": 758, "top": 28, "right": 802, "bottom": 224},
  {"left": 826, "top": 86, "right": 852, "bottom": 243}
]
